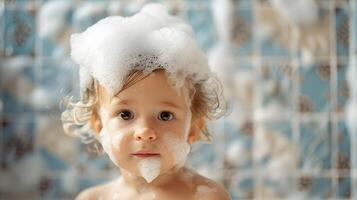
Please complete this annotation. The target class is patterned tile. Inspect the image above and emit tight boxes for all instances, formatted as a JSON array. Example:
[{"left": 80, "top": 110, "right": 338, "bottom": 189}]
[
  {"left": 185, "top": 4, "right": 216, "bottom": 51},
  {"left": 297, "top": 175, "right": 333, "bottom": 199},
  {"left": 258, "top": 63, "right": 295, "bottom": 114},
  {"left": 72, "top": 1, "right": 107, "bottom": 32},
  {"left": 299, "top": 63, "right": 331, "bottom": 113},
  {"left": 337, "top": 121, "right": 351, "bottom": 171},
  {"left": 4, "top": 8, "right": 36, "bottom": 56},
  {"left": 335, "top": 7, "right": 349, "bottom": 57},
  {"left": 299, "top": 121, "right": 332, "bottom": 170},
  {"left": 1, "top": 114, "right": 35, "bottom": 169},
  {"left": 337, "top": 176, "right": 352, "bottom": 198},
  {"left": 232, "top": 8, "right": 253, "bottom": 55},
  {"left": 230, "top": 176, "right": 254, "bottom": 200},
  {"left": 337, "top": 60, "right": 349, "bottom": 113},
  {"left": 0, "top": 3, "right": 5, "bottom": 57}
]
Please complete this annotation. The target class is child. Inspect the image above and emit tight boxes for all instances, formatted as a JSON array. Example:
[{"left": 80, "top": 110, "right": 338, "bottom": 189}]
[{"left": 61, "top": 3, "right": 230, "bottom": 200}]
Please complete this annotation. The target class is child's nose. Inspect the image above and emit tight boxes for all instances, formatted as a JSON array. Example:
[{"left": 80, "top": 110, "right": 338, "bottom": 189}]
[{"left": 134, "top": 127, "right": 157, "bottom": 141}]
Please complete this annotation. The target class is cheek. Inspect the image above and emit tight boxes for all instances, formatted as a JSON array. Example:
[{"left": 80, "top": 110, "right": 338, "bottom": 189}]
[
  {"left": 99, "top": 127, "right": 121, "bottom": 167},
  {"left": 105, "top": 119, "right": 131, "bottom": 151},
  {"left": 162, "top": 133, "right": 190, "bottom": 168},
  {"left": 100, "top": 122, "right": 131, "bottom": 166},
  {"left": 111, "top": 133, "right": 125, "bottom": 151},
  {"left": 167, "top": 117, "right": 191, "bottom": 140}
]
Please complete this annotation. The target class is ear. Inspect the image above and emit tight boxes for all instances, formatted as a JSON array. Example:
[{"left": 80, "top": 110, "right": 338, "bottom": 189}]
[
  {"left": 90, "top": 109, "right": 102, "bottom": 137},
  {"left": 187, "top": 117, "right": 210, "bottom": 144}
]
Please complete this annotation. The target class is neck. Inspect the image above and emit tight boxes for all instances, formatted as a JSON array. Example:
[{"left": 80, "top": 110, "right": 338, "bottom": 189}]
[{"left": 119, "top": 166, "right": 183, "bottom": 192}]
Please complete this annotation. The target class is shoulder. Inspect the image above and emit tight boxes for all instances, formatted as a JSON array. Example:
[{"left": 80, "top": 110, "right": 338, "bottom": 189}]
[
  {"left": 75, "top": 182, "right": 113, "bottom": 200},
  {"left": 193, "top": 179, "right": 231, "bottom": 200},
  {"left": 183, "top": 168, "right": 231, "bottom": 200}
]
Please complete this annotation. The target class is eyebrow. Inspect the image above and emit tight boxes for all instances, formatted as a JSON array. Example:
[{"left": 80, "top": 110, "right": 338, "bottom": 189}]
[
  {"left": 159, "top": 101, "right": 182, "bottom": 110},
  {"left": 110, "top": 98, "right": 133, "bottom": 106}
]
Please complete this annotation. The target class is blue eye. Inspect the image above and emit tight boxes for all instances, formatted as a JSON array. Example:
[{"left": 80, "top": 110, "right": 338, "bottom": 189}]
[
  {"left": 118, "top": 110, "right": 134, "bottom": 120},
  {"left": 158, "top": 111, "right": 174, "bottom": 121}
]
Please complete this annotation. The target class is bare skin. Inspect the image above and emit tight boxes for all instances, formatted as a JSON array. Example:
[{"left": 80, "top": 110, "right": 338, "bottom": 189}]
[
  {"left": 76, "top": 70, "right": 231, "bottom": 200},
  {"left": 76, "top": 167, "right": 230, "bottom": 200}
]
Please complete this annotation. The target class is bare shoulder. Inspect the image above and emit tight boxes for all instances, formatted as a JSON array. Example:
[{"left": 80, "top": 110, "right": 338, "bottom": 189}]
[
  {"left": 75, "top": 181, "right": 113, "bottom": 200},
  {"left": 184, "top": 168, "right": 231, "bottom": 200},
  {"left": 193, "top": 177, "right": 231, "bottom": 200}
]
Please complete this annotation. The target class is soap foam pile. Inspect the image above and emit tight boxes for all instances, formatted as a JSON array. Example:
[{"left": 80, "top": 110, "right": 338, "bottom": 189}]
[
  {"left": 138, "top": 158, "right": 162, "bottom": 183},
  {"left": 70, "top": 3, "right": 214, "bottom": 97}
]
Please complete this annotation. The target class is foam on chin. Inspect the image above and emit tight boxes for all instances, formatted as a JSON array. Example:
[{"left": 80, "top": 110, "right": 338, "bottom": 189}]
[{"left": 138, "top": 157, "right": 162, "bottom": 183}]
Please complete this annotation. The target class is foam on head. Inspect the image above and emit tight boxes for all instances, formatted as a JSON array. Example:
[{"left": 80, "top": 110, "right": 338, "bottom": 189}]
[{"left": 70, "top": 3, "right": 215, "bottom": 98}]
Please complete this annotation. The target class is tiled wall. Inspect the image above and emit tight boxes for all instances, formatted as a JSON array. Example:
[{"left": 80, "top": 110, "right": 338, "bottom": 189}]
[{"left": 0, "top": 0, "right": 356, "bottom": 199}]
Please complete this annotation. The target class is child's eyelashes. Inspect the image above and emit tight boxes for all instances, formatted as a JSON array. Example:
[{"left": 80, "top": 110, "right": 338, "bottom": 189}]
[
  {"left": 157, "top": 111, "right": 175, "bottom": 121},
  {"left": 116, "top": 110, "right": 175, "bottom": 121},
  {"left": 117, "top": 109, "right": 134, "bottom": 120}
]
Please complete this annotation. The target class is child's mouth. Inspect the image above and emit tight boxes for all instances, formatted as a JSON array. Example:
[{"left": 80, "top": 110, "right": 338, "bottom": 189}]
[{"left": 132, "top": 151, "right": 161, "bottom": 158}]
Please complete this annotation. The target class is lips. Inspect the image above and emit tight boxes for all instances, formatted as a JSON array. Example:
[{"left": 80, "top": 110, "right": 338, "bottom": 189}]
[{"left": 132, "top": 151, "right": 160, "bottom": 158}]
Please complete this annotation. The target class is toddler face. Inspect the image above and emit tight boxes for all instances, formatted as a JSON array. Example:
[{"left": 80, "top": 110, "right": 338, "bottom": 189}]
[{"left": 97, "top": 70, "right": 195, "bottom": 182}]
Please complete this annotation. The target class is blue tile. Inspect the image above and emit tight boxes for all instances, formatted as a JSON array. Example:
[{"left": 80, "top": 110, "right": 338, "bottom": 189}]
[
  {"left": 337, "top": 121, "right": 351, "bottom": 170},
  {"left": 38, "top": 176, "right": 75, "bottom": 199},
  {"left": 232, "top": 9, "right": 253, "bottom": 56},
  {"left": 187, "top": 141, "right": 216, "bottom": 168},
  {"left": 298, "top": 176, "right": 332, "bottom": 198},
  {"left": 299, "top": 63, "right": 331, "bottom": 112},
  {"left": 0, "top": 5, "right": 5, "bottom": 57},
  {"left": 2, "top": 90, "right": 34, "bottom": 113},
  {"left": 186, "top": 6, "right": 216, "bottom": 51},
  {"left": 337, "top": 61, "right": 349, "bottom": 113},
  {"left": 72, "top": 2, "right": 107, "bottom": 32},
  {"left": 353, "top": 0, "right": 357, "bottom": 50},
  {"left": 335, "top": 7, "right": 349, "bottom": 56},
  {"left": 38, "top": 59, "right": 74, "bottom": 87},
  {"left": 79, "top": 177, "right": 108, "bottom": 192},
  {"left": 77, "top": 142, "right": 112, "bottom": 171},
  {"left": 259, "top": 64, "right": 295, "bottom": 112},
  {"left": 235, "top": 0, "right": 252, "bottom": 10},
  {"left": 263, "top": 175, "right": 295, "bottom": 198},
  {"left": 4, "top": 8, "right": 36, "bottom": 56},
  {"left": 40, "top": 147, "right": 69, "bottom": 171},
  {"left": 299, "top": 122, "right": 332, "bottom": 170},
  {"left": 230, "top": 176, "right": 254, "bottom": 200},
  {"left": 35, "top": 59, "right": 75, "bottom": 112},
  {"left": 260, "top": 39, "right": 291, "bottom": 58},
  {"left": 337, "top": 176, "right": 351, "bottom": 198},
  {"left": 4, "top": 0, "right": 37, "bottom": 9},
  {"left": 1, "top": 115, "right": 35, "bottom": 169}
]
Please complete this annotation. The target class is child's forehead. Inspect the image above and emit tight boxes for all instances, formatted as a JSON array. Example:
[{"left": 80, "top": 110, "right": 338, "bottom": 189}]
[{"left": 98, "top": 71, "right": 192, "bottom": 107}]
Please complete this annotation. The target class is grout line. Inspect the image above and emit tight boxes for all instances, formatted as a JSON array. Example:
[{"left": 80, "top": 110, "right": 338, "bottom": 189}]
[
  {"left": 348, "top": 0, "right": 357, "bottom": 198},
  {"left": 33, "top": 0, "right": 43, "bottom": 198},
  {"left": 252, "top": 0, "right": 264, "bottom": 197},
  {"left": 290, "top": 19, "right": 301, "bottom": 198},
  {"left": 329, "top": 0, "right": 339, "bottom": 197},
  {"left": 0, "top": 0, "right": 4, "bottom": 169}
]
